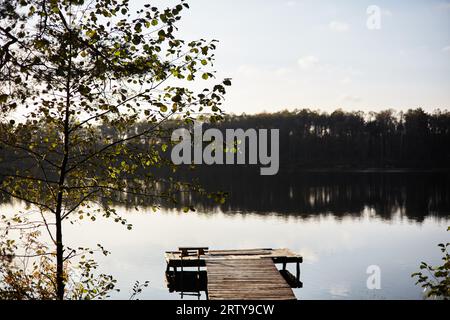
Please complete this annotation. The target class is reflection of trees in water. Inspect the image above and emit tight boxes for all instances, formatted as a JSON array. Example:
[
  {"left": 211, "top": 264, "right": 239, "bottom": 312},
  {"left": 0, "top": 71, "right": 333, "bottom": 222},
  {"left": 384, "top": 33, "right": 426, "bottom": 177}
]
[
  {"left": 186, "top": 170, "right": 450, "bottom": 221},
  {"left": 1, "top": 171, "right": 449, "bottom": 222},
  {"left": 104, "top": 170, "right": 450, "bottom": 222}
]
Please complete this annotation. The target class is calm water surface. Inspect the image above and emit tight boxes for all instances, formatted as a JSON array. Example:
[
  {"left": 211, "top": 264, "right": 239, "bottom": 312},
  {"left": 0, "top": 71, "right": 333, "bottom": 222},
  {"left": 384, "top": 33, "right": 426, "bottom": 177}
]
[
  {"left": 4, "top": 172, "right": 450, "bottom": 299},
  {"left": 68, "top": 172, "right": 450, "bottom": 299}
]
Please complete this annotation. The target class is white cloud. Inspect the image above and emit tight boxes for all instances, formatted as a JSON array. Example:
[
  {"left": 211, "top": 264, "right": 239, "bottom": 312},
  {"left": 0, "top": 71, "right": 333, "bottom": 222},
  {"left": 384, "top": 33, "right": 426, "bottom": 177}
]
[
  {"left": 286, "top": 1, "right": 297, "bottom": 7},
  {"left": 236, "top": 64, "right": 261, "bottom": 77},
  {"left": 297, "top": 55, "right": 319, "bottom": 69},
  {"left": 275, "top": 67, "right": 293, "bottom": 76},
  {"left": 442, "top": 45, "right": 450, "bottom": 53},
  {"left": 329, "top": 21, "right": 350, "bottom": 33},
  {"left": 340, "top": 94, "right": 362, "bottom": 103}
]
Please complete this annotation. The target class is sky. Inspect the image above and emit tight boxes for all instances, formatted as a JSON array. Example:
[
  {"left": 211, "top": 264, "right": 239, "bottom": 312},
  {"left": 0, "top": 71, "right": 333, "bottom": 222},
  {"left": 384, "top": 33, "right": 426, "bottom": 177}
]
[{"left": 142, "top": 0, "right": 450, "bottom": 115}]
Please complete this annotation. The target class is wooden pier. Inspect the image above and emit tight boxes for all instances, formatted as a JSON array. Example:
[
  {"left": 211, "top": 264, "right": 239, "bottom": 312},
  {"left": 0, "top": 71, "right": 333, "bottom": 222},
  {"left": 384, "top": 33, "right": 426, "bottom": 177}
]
[{"left": 165, "top": 247, "right": 302, "bottom": 300}]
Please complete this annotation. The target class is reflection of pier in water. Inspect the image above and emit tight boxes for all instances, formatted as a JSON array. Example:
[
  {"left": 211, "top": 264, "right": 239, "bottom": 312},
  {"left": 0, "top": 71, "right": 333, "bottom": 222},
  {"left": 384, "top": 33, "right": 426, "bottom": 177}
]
[{"left": 165, "top": 247, "right": 303, "bottom": 300}]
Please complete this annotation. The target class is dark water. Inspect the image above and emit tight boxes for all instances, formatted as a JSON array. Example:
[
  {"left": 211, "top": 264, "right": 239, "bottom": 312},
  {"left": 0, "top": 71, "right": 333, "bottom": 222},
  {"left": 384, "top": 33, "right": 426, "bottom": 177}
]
[
  {"left": 5, "top": 172, "right": 449, "bottom": 299},
  {"left": 110, "top": 170, "right": 450, "bottom": 222},
  {"left": 183, "top": 171, "right": 450, "bottom": 221}
]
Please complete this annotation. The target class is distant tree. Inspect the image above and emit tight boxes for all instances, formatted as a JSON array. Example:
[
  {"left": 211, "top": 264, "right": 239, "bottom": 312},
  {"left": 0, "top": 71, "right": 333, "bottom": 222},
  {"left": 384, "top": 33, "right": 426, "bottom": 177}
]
[
  {"left": 0, "top": 0, "right": 230, "bottom": 299},
  {"left": 209, "top": 109, "right": 450, "bottom": 170}
]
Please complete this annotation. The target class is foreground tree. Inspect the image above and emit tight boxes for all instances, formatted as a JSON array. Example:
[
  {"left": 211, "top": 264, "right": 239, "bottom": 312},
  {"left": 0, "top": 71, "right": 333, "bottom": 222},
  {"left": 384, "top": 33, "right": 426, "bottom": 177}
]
[
  {"left": 412, "top": 227, "right": 450, "bottom": 300},
  {"left": 0, "top": 0, "right": 229, "bottom": 299}
]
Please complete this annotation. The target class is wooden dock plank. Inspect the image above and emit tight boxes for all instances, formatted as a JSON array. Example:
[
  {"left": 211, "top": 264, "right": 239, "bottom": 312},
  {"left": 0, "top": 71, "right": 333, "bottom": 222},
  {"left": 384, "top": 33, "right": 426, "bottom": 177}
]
[{"left": 206, "top": 258, "right": 296, "bottom": 300}]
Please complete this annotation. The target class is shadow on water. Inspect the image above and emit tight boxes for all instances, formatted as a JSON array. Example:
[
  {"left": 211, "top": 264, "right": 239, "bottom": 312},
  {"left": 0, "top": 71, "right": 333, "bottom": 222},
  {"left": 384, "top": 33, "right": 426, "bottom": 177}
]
[
  {"left": 165, "top": 268, "right": 302, "bottom": 300},
  {"left": 165, "top": 270, "right": 206, "bottom": 299},
  {"left": 110, "top": 169, "right": 450, "bottom": 222}
]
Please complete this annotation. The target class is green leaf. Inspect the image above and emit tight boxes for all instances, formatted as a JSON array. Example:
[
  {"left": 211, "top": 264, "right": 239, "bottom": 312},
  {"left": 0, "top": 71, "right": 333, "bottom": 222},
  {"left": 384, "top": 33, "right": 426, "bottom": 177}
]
[
  {"left": 134, "top": 23, "right": 142, "bottom": 32},
  {"left": 171, "top": 95, "right": 181, "bottom": 103},
  {"left": 86, "top": 29, "right": 96, "bottom": 38},
  {"left": 0, "top": 94, "right": 8, "bottom": 103}
]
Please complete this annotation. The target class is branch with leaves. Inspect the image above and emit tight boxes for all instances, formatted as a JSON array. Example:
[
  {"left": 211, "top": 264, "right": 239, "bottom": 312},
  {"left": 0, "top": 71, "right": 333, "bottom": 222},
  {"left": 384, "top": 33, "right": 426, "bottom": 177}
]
[
  {"left": 0, "top": 0, "right": 231, "bottom": 299},
  {"left": 412, "top": 226, "right": 450, "bottom": 300}
]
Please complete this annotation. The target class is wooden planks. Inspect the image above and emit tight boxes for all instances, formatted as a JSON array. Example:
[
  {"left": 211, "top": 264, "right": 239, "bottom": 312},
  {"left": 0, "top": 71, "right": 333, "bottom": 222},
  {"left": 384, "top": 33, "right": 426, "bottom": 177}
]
[
  {"left": 164, "top": 247, "right": 302, "bottom": 299},
  {"left": 205, "top": 258, "right": 296, "bottom": 300}
]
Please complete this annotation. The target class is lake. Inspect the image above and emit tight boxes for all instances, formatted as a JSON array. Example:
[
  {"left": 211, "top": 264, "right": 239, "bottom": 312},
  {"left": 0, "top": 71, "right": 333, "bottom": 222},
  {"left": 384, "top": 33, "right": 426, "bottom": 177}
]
[{"left": 2, "top": 172, "right": 450, "bottom": 299}]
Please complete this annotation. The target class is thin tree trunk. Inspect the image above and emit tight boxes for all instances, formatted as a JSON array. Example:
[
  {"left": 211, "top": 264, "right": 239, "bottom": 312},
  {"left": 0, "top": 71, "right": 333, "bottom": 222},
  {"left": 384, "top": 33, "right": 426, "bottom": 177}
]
[
  {"left": 55, "top": 190, "right": 65, "bottom": 300},
  {"left": 55, "top": 24, "right": 72, "bottom": 300}
]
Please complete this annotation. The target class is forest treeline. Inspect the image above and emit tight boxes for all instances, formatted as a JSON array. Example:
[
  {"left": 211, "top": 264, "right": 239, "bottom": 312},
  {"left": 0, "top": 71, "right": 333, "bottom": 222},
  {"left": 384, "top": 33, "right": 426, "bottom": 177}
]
[
  {"left": 206, "top": 108, "right": 450, "bottom": 170},
  {"left": 1, "top": 108, "right": 450, "bottom": 173}
]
